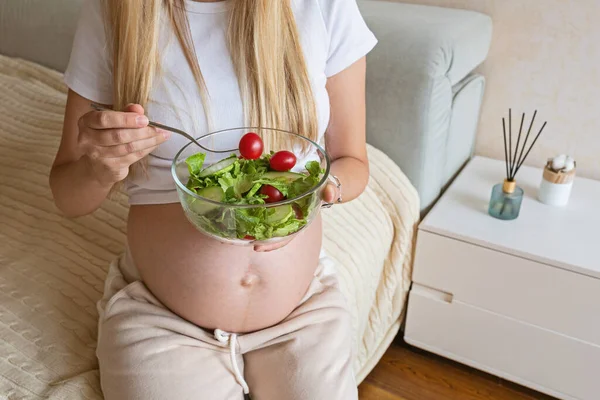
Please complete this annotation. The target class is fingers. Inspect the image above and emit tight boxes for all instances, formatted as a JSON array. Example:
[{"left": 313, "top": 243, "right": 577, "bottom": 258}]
[
  {"left": 88, "top": 126, "right": 167, "bottom": 146},
  {"left": 254, "top": 237, "right": 293, "bottom": 252},
  {"left": 124, "top": 103, "right": 145, "bottom": 114},
  {"left": 253, "top": 243, "right": 281, "bottom": 252},
  {"left": 79, "top": 104, "right": 170, "bottom": 186},
  {"left": 90, "top": 133, "right": 169, "bottom": 158},
  {"left": 86, "top": 139, "right": 160, "bottom": 186},
  {"left": 108, "top": 143, "right": 160, "bottom": 168},
  {"left": 80, "top": 104, "right": 164, "bottom": 186},
  {"left": 321, "top": 183, "right": 337, "bottom": 203},
  {"left": 81, "top": 110, "right": 149, "bottom": 130}
]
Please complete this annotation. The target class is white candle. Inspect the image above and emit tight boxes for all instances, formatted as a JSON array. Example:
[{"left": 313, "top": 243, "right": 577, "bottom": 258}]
[{"left": 538, "top": 155, "right": 576, "bottom": 207}]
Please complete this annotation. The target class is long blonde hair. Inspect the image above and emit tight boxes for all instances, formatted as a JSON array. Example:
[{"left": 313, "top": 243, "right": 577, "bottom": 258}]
[{"left": 106, "top": 0, "right": 318, "bottom": 161}]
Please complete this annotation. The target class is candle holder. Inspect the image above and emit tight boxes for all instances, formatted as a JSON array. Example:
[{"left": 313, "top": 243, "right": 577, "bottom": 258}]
[
  {"left": 538, "top": 155, "right": 576, "bottom": 207},
  {"left": 488, "top": 109, "right": 547, "bottom": 221}
]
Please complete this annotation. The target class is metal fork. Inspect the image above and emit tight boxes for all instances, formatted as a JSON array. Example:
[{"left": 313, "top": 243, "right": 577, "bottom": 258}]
[{"left": 90, "top": 103, "right": 231, "bottom": 154}]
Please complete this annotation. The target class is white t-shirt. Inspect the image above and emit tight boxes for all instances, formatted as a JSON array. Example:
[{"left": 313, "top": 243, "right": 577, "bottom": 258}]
[{"left": 64, "top": 0, "right": 377, "bottom": 205}]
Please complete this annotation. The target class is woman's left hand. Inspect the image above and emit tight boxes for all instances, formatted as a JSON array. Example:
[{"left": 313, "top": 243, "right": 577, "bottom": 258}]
[
  {"left": 320, "top": 182, "right": 338, "bottom": 204},
  {"left": 253, "top": 182, "right": 337, "bottom": 252}
]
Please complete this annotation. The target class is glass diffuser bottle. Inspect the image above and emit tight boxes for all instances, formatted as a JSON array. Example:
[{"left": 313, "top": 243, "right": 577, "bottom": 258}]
[
  {"left": 488, "top": 179, "right": 523, "bottom": 220},
  {"left": 488, "top": 109, "right": 547, "bottom": 221}
]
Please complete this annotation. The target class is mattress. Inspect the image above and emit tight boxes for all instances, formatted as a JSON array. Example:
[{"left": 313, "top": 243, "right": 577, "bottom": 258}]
[{"left": 0, "top": 55, "right": 419, "bottom": 399}]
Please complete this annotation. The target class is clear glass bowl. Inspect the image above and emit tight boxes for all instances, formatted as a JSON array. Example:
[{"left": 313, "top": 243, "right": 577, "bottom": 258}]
[{"left": 172, "top": 127, "right": 330, "bottom": 245}]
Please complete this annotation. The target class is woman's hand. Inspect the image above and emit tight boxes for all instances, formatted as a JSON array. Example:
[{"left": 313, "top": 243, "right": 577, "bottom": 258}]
[
  {"left": 321, "top": 182, "right": 338, "bottom": 204},
  {"left": 78, "top": 104, "right": 170, "bottom": 187},
  {"left": 51, "top": 93, "right": 173, "bottom": 217},
  {"left": 253, "top": 237, "right": 294, "bottom": 253}
]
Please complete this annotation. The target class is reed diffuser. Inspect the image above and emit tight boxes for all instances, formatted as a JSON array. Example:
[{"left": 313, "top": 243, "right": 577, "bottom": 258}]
[{"left": 488, "top": 109, "right": 547, "bottom": 220}]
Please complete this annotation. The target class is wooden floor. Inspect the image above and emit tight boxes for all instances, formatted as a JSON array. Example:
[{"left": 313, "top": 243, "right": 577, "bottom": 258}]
[{"left": 358, "top": 339, "right": 557, "bottom": 400}]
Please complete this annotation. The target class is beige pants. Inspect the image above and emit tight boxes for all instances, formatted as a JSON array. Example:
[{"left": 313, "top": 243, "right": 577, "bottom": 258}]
[{"left": 96, "top": 251, "right": 358, "bottom": 400}]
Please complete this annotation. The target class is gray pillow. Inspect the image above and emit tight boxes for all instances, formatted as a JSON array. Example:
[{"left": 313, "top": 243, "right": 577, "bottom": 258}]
[{"left": 0, "top": 0, "right": 84, "bottom": 72}]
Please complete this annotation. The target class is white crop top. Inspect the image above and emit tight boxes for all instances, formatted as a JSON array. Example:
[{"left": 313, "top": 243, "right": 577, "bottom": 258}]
[{"left": 64, "top": 0, "right": 377, "bottom": 205}]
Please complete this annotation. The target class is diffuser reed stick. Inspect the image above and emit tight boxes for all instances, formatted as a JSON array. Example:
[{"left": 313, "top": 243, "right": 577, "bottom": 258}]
[
  {"left": 511, "top": 113, "right": 525, "bottom": 178},
  {"left": 513, "top": 110, "right": 538, "bottom": 178},
  {"left": 512, "top": 120, "right": 547, "bottom": 179},
  {"left": 502, "top": 109, "right": 547, "bottom": 182}
]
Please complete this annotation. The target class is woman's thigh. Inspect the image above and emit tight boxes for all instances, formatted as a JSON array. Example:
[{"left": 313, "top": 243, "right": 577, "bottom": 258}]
[
  {"left": 97, "top": 281, "right": 244, "bottom": 400},
  {"left": 242, "top": 272, "right": 358, "bottom": 400}
]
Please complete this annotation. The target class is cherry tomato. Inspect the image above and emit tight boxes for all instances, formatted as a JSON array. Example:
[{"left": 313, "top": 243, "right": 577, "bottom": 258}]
[
  {"left": 239, "top": 132, "right": 263, "bottom": 160},
  {"left": 292, "top": 203, "right": 303, "bottom": 219},
  {"left": 259, "top": 185, "right": 284, "bottom": 203},
  {"left": 269, "top": 150, "right": 297, "bottom": 171},
  {"left": 244, "top": 235, "right": 255, "bottom": 240}
]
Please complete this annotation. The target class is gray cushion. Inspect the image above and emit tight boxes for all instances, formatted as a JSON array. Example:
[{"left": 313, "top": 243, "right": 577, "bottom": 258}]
[
  {"left": 0, "top": 0, "right": 83, "bottom": 72},
  {"left": 360, "top": 0, "right": 492, "bottom": 210},
  {"left": 361, "top": 1, "right": 492, "bottom": 85}
]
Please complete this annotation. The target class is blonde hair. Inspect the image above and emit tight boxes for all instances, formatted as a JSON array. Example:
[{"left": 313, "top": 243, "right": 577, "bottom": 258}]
[{"left": 106, "top": 0, "right": 318, "bottom": 164}]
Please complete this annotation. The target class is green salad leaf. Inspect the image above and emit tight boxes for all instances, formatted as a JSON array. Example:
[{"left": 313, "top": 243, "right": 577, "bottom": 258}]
[
  {"left": 252, "top": 178, "right": 290, "bottom": 197},
  {"left": 273, "top": 220, "right": 306, "bottom": 237},
  {"left": 217, "top": 172, "right": 250, "bottom": 199},
  {"left": 306, "top": 160, "right": 322, "bottom": 177},
  {"left": 241, "top": 156, "right": 270, "bottom": 176},
  {"left": 186, "top": 153, "right": 206, "bottom": 176},
  {"left": 287, "top": 161, "right": 324, "bottom": 199}
]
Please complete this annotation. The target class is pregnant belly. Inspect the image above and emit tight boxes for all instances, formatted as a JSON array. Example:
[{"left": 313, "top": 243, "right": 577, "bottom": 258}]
[{"left": 127, "top": 204, "right": 322, "bottom": 333}]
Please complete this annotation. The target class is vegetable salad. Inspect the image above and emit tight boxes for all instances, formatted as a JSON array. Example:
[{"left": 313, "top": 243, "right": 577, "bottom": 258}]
[{"left": 183, "top": 133, "right": 324, "bottom": 241}]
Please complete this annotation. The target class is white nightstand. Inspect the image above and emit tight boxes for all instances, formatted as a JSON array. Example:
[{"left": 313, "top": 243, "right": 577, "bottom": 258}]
[{"left": 404, "top": 156, "right": 600, "bottom": 400}]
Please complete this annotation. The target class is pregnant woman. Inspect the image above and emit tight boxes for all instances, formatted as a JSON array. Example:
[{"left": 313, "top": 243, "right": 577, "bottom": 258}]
[{"left": 49, "top": 0, "right": 376, "bottom": 398}]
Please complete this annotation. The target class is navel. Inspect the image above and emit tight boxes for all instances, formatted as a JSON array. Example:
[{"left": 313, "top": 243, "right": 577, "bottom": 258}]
[{"left": 240, "top": 273, "right": 259, "bottom": 287}]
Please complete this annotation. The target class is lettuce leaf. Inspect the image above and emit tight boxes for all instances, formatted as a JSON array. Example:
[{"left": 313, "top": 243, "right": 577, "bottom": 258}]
[
  {"left": 186, "top": 153, "right": 206, "bottom": 177},
  {"left": 306, "top": 160, "right": 322, "bottom": 177},
  {"left": 186, "top": 175, "right": 219, "bottom": 193},
  {"left": 273, "top": 219, "right": 306, "bottom": 237},
  {"left": 241, "top": 157, "right": 270, "bottom": 176},
  {"left": 251, "top": 178, "right": 290, "bottom": 197}
]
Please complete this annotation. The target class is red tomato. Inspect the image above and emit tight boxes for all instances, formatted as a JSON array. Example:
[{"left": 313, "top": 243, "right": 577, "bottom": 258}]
[
  {"left": 259, "top": 185, "right": 284, "bottom": 203},
  {"left": 292, "top": 203, "right": 303, "bottom": 219},
  {"left": 243, "top": 235, "right": 255, "bottom": 240},
  {"left": 239, "top": 132, "right": 263, "bottom": 160},
  {"left": 269, "top": 150, "right": 297, "bottom": 171}
]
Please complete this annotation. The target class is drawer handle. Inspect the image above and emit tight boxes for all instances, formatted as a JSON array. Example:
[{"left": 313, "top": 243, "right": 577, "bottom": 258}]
[{"left": 412, "top": 284, "right": 454, "bottom": 304}]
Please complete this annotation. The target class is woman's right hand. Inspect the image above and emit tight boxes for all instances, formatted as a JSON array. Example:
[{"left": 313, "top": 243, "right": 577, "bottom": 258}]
[{"left": 77, "top": 104, "right": 170, "bottom": 186}]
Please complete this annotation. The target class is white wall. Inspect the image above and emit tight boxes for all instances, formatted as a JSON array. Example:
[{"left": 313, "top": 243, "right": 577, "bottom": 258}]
[{"left": 391, "top": 0, "right": 600, "bottom": 180}]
